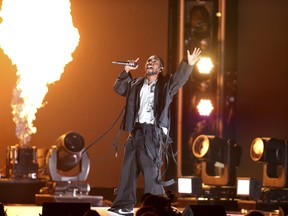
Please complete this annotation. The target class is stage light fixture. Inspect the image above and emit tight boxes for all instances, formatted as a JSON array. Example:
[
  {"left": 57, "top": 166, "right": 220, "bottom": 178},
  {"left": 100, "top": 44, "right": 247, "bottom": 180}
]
[
  {"left": 236, "top": 177, "right": 262, "bottom": 200},
  {"left": 36, "top": 131, "right": 103, "bottom": 206},
  {"left": 37, "top": 131, "right": 90, "bottom": 197},
  {"left": 178, "top": 176, "right": 202, "bottom": 196},
  {"left": 184, "top": 3, "right": 212, "bottom": 52},
  {"left": 196, "top": 57, "right": 214, "bottom": 74},
  {"left": 250, "top": 137, "right": 288, "bottom": 188},
  {"left": 46, "top": 131, "right": 90, "bottom": 183},
  {"left": 196, "top": 98, "right": 214, "bottom": 116},
  {"left": 192, "top": 81, "right": 215, "bottom": 117},
  {"left": 192, "top": 135, "right": 241, "bottom": 186}
]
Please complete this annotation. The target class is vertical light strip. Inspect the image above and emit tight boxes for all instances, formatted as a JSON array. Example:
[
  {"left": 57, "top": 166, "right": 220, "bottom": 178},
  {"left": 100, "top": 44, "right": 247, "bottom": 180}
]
[
  {"left": 216, "top": 0, "right": 226, "bottom": 137},
  {"left": 177, "top": 0, "right": 185, "bottom": 178}
]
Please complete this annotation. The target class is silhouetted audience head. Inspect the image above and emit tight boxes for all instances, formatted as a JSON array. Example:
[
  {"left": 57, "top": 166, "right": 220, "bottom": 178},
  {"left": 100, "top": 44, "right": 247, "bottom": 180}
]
[
  {"left": 245, "top": 210, "right": 264, "bottom": 216},
  {"left": 137, "top": 193, "right": 181, "bottom": 216},
  {"left": 136, "top": 206, "right": 160, "bottom": 216},
  {"left": 83, "top": 209, "right": 100, "bottom": 216},
  {"left": 279, "top": 206, "right": 288, "bottom": 216},
  {"left": 0, "top": 203, "right": 7, "bottom": 216}
]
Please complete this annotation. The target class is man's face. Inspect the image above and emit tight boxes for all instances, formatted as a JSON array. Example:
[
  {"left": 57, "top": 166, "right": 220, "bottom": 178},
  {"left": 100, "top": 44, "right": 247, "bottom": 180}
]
[{"left": 145, "top": 55, "right": 163, "bottom": 76}]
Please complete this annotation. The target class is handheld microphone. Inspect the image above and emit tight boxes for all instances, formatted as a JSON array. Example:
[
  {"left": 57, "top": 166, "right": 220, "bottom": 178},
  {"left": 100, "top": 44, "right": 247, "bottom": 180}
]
[{"left": 112, "top": 61, "right": 138, "bottom": 67}]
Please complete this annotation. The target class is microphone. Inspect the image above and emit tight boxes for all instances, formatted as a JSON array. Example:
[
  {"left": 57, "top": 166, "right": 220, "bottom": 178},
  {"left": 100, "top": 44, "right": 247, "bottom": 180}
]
[{"left": 112, "top": 61, "right": 138, "bottom": 67}]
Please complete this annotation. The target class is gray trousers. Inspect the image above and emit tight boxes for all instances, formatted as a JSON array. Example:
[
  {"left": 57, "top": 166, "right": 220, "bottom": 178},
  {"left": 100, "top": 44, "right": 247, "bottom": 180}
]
[{"left": 111, "top": 123, "right": 165, "bottom": 209}]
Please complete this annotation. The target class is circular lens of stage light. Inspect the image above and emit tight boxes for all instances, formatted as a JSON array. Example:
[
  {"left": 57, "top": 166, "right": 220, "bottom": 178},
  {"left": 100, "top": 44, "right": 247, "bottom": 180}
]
[
  {"left": 64, "top": 131, "right": 85, "bottom": 152},
  {"left": 192, "top": 135, "right": 210, "bottom": 158},
  {"left": 250, "top": 138, "right": 264, "bottom": 161}
]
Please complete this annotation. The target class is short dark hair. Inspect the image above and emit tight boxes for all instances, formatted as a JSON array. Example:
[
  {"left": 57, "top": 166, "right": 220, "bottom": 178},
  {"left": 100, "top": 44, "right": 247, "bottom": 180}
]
[{"left": 151, "top": 55, "right": 164, "bottom": 68}]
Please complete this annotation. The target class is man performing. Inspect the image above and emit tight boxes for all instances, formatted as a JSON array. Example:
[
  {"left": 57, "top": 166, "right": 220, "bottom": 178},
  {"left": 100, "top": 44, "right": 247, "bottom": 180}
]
[{"left": 108, "top": 47, "right": 201, "bottom": 216}]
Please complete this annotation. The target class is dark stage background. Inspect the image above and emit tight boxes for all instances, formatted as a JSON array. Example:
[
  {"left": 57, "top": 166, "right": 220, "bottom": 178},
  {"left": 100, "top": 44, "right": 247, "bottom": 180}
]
[{"left": 0, "top": 0, "right": 287, "bottom": 192}]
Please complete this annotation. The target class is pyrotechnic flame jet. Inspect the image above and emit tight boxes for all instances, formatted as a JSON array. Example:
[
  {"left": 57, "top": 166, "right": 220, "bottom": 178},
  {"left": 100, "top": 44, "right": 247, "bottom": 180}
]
[{"left": 0, "top": 0, "right": 80, "bottom": 146}]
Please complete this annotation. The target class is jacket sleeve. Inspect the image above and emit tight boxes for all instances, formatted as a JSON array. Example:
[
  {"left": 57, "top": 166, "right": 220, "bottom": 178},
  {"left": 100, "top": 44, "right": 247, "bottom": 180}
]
[
  {"left": 169, "top": 59, "right": 194, "bottom": 96},
  {"left": 113, "top": 70, "right": 132, "bottom": 96}
]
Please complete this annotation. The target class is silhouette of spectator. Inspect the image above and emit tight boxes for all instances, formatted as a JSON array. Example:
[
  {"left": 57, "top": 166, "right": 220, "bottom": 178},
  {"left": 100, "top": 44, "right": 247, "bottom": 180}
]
[
  {"left": 137, "top": 193, "right": 181, "bottom": 216},
  {"left": 83, "top": 209, "right": 100, "bottom": 216},
  {"left": 0, "top": 203, "right": 7, "bottom": 216},
  {"left": 136, "top": 206, "right": 160, "bottom": 216},
  {"left": 245, "top": 210, "right": 264, "bottom": 216}
]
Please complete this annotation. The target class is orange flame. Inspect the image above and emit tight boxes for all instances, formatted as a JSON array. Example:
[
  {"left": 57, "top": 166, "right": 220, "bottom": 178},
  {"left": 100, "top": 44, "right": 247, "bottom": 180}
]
[{"left": 0, "top": 0, "right": 80, "bottom": 146}]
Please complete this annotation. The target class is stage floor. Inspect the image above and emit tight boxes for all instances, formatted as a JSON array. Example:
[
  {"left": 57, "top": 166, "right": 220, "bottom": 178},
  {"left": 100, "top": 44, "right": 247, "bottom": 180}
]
[
  {"left": 5, "top": 205, "right": 112, "bottom": 216},
  {"left": 3, "top": 205, "right": 279, "bottom": 216}
]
